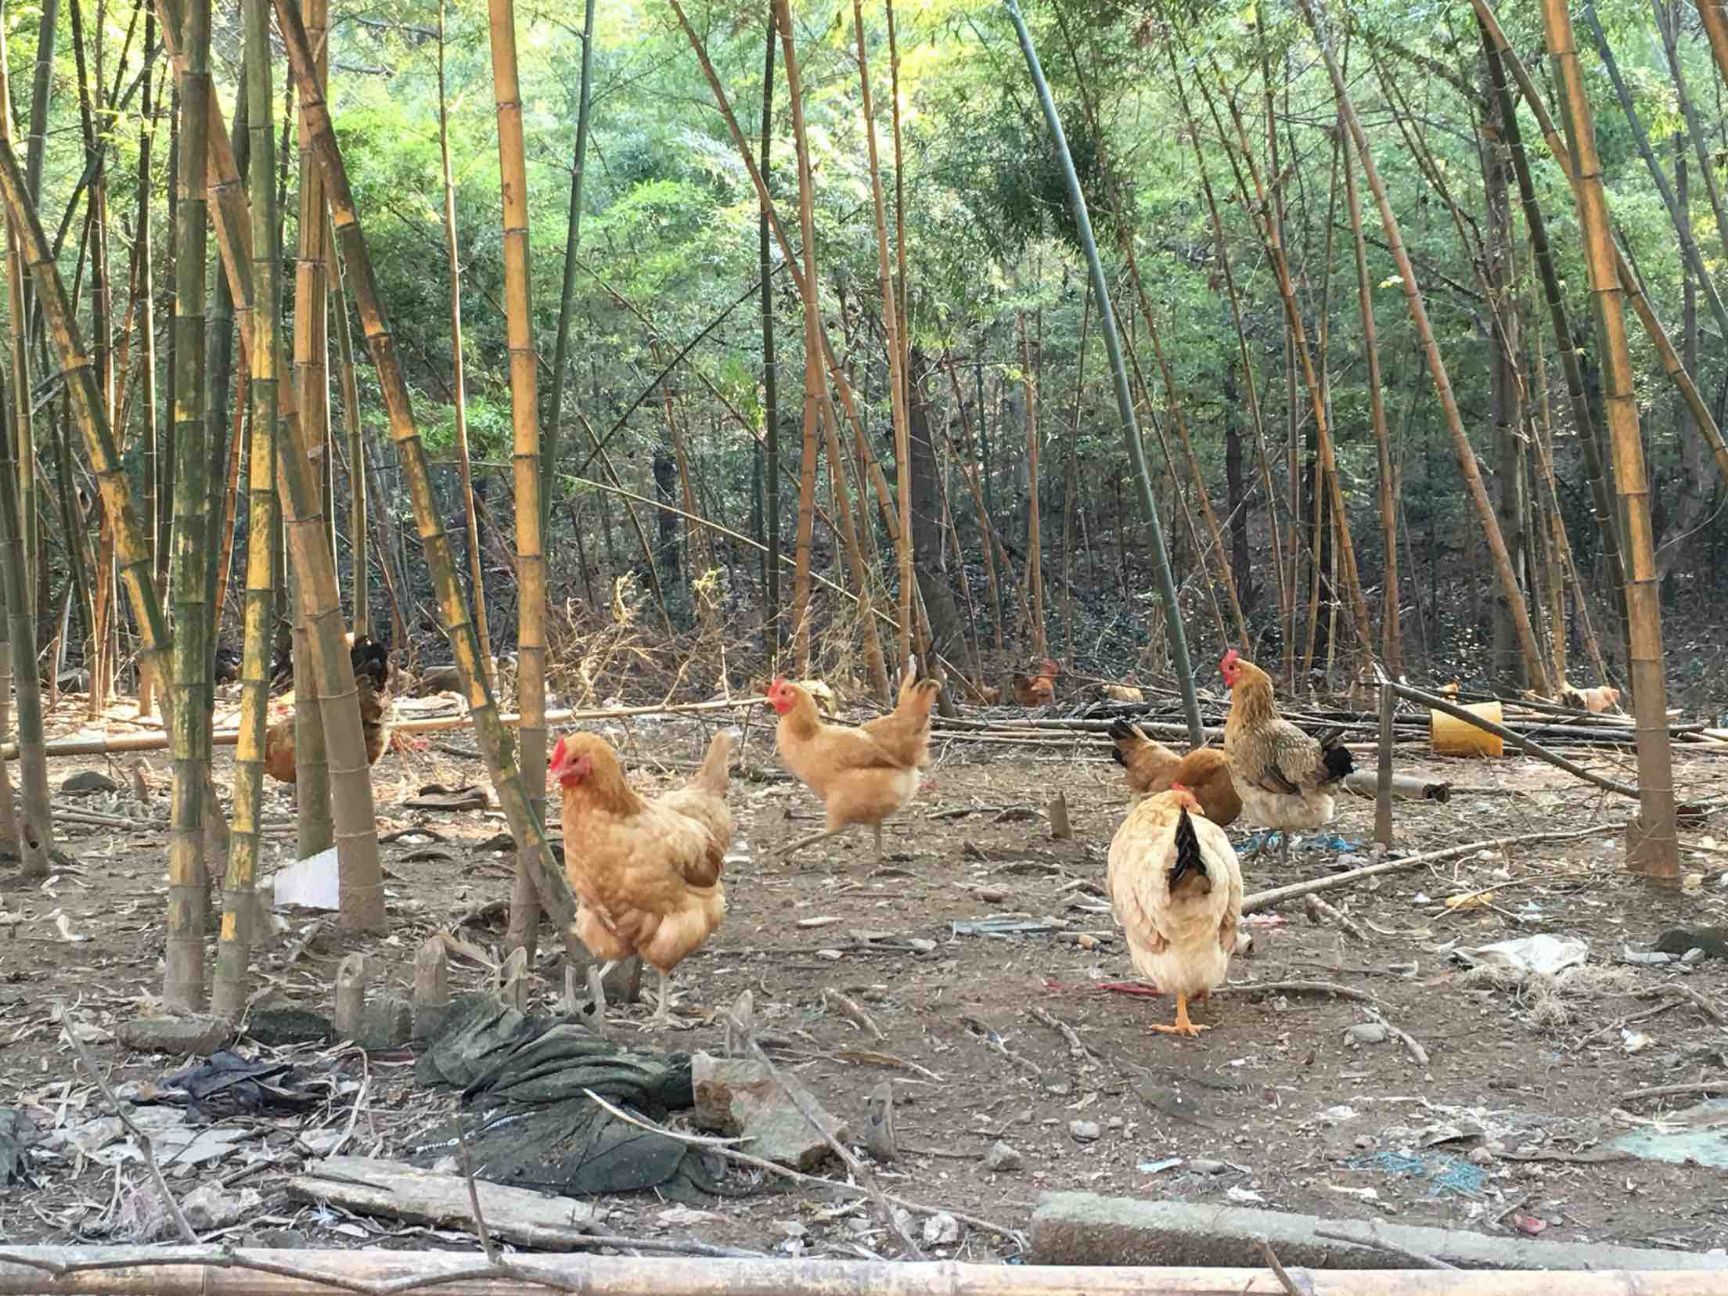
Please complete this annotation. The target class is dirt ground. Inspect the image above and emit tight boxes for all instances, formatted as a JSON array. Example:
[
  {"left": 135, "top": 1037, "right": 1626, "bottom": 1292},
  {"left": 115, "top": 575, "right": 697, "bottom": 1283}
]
[{"left": 2, "top": 693, "right": 1727, "bottom": 1262}]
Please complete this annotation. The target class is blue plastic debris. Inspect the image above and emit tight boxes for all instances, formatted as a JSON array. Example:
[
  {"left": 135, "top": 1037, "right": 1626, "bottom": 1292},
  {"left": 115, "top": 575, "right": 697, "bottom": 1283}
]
[{"left": 1347, "top": 1148, "right": 1488, "bottom": 1197}]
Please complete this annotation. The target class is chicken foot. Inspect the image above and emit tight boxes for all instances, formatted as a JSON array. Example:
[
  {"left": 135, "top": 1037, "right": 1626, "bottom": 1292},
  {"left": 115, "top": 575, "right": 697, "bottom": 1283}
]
[
  {"left": 1149, "top": 992, "right": 1209, "bottom": 1038},
  {"left": 778, "top": 821, "right": 892, "bottom": 863}
]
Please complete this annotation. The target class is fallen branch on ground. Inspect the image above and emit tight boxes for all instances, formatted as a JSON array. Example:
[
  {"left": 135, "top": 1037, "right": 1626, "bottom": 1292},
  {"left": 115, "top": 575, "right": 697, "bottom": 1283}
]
[{"left": 1241, "top": 824, "right": 1622, "bottom": 914}]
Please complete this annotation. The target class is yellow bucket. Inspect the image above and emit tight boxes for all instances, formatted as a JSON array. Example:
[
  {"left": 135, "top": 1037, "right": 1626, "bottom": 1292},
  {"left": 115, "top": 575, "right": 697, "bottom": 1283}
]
[{"left": 1430, "top": 700, "right": 1505, "bottom": 758}]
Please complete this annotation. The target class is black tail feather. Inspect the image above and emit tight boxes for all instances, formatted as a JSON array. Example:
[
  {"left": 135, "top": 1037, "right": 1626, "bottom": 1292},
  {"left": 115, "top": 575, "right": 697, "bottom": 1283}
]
[
  {"left": 1318, "top": 727, "right": 1354, "bottom": 784},
  {"left": 1108, "top": 716, "right": 1136, "bottom": 767},
  {"left": 1169, "top": 806, "right": 1209, "bottom": 890},
  {"left": 350, "top": 635, "right": 391, "bottom": 692}
]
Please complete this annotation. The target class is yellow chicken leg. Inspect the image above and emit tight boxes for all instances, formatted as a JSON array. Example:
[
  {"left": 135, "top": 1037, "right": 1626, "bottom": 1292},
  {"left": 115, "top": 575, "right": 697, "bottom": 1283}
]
[{"left": 1150, "top": 992, "right": 1209, "bottom": 1038}]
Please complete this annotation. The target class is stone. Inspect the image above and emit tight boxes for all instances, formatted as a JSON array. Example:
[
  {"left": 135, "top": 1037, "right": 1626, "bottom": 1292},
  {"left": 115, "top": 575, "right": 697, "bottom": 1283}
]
[
  {"left": 691, "top": 1052, "right": 846, "bottom": 1170},
  {"left": 983, "top": 1140, "right": 1023, "bottom": 1172},
  {"left": 246, "top": 1007, "right": 333, "bottom": 1048},
  {"left": 115, "top": 1014, "right": 231, "bottom": 1056},
  {"left": 351, "top": 997, "right": 413, "bottom": 1051},
  {"left": 922, "top": 1212, "right": 960, "bottom": 1246},
  {"left": 1068, "top": 1120, "right": 1102, "bottom": 1143},
  {"left": 61, "top": 770, "right": 120, "bottom": 795},
  {"left": 181, "top": 1181, "right": 262, "bottom": 1232},
  {"left": 1028, "top": 1192, "right": 1728, "bottom": 1270},
  {"left": 1344, "top": 1022, "right": 1390, "bottom": 1047}
]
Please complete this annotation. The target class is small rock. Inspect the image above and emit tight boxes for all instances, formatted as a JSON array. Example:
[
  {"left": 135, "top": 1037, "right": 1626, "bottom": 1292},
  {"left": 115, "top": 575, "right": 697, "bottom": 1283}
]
[
  {"left": 693, "top": 1052, "right": 847, "bottom": 1170},
  {"left": 181, "top": 1181, "right": 261, "bottom": 1232},
  {"left": 245, "top": 1228, "right": 308, "bottom": 1249},
  {"left": 1068, "top": 1120, "right": 1101, "bottom": 1143},
  {"left": 115, "top": 1014, "right": 231, "bottom": 1056},
  {"left": 1345, "top": 1022, "right": 1391, "bottom": 1047},
  {"left": 1683, "top": 947, "right": 1707, "bottom": 966},
  {"left": 983, "top": 1140, "right": 1023, "bottom": 1172},
  {"left": 921, "top": 1212, "right": 960, "bottom": 1246},
  {"left": 61, "top": 770, "right": 120, "bottom": 795},
  {"left": 246, "top": 1007, "right": 333, "bottom": 1048},
  {"left": 1467, "top": 1146, "right": 1495, "bottom": 1165},
  {"left": 350, "top": 997, "right": 413, "bottom": 1051},
  {"left": 1188, "top": 1158, "right": 1230, "bottom": 1175}
]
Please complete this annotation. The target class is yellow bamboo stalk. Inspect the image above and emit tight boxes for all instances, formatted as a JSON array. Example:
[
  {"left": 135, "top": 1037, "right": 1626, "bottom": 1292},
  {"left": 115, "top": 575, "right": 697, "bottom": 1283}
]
[
  {"left": 485, "top": 0, "right": 550, "bottom": 957},
  {"left": 270, "top": 0, "right": 577, "bottom": 932},
  {"left": 1540, "top": 0, "right": 1679, "bottom": 883},
  {"left": 213, "top": 0, "right": 282, "bottom": 1019}
]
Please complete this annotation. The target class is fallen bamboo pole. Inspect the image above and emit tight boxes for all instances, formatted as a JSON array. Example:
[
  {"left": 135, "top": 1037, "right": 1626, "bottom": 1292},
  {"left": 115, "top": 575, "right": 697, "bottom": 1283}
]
[
  {"left": 1241, "top": 824, "right": 1621, "bottom": 914},
  {"left": 1383, "top": 677, "right": 1637, "bottom": 797},
  {"left": 0, "top": 1249, "right": 1723, "bottom": 1296},
  {"left": 0, "top": 699, "right": 770, "bottom": 761}
]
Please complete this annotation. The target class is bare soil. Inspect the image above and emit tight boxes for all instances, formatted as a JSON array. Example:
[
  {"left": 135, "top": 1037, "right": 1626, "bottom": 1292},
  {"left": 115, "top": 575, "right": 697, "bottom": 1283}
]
[{"left": 3, "top": 697, "right": 1727, "bottom": 1262}]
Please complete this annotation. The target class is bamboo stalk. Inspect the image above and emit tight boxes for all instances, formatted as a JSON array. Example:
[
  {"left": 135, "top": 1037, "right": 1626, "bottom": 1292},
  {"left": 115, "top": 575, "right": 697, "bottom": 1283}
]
[
  {"left": 289, "top": 0, "right": 333, "bottom": 855},
  {"left": 1541, "top": 0, "right": 1680, "bottom": 883},
  {"left": 330, "top": 237, "right": 365, "bottom": 635},
  {"left": 154, "top": 0, "right": 386, "bottom": 934},
  {"left": 485, "top": 0, "right": 550, "bottom": 958},
  {"left": 164, "top": 0, "right": 213, "bottom": 1011},
  {"left": 1299, "top": 0, "right": 1548, "bottom": 694},
  {"left": 540, "top": 0, "right": 595, "bottom": 533},
  {"left": 270, "top": 0, "right": 577, "bottom": 933},
  {"left": 1474, "top": 16, "right": 1628, "bottom": 656},
  {"left": 851, "top": 0, "right": 914, "bottom": 668},
  {"left": 1341, "top": 122, "right": 1400, "bottom": 677},
  {"left": 3, "top": 1245, "right": 1728, "bottom": 1296},
  {"left": 1473, "top": 0, "right": 1728, "bottom": 501},
  {"left": 1203, "top": 54, "right": 1375, "bottom": 666},
  {"left": 1699, "top": 0, "right": 1728, "bottom": 88},
  {"left": 759, "top": 14, "right": 779, "bottom": 652},
  {"left": 435, "top": 1, "right": 492, "bottom": 687},
  {"left": 0, "top": 21, "right": 48, "bottom": 879},
  {"left": 213, "top": 0, "right": 281, "bottom": 1021},
  {"left": 1005, "top": 0, "right": 1201, "bottom": 745}
]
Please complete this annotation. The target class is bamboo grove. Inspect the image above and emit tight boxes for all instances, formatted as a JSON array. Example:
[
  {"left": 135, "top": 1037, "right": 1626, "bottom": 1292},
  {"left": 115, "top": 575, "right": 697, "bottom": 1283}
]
[{"left": 0, "top": 0, "right": 1716, "bottom": 1007}]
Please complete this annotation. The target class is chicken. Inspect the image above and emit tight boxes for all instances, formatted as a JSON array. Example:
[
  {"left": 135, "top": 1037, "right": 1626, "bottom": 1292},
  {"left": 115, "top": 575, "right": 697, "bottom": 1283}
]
[
  {"left": 1099, "top": 683, "right": 1146, "bottom": 703},
  {"left": 1108, "top": 718, "right": 1241, "bottom": 827},
  {"left": 1107, "top": 784, "right": 1243, "bottom": 1037},
  {"left": 768, "top": 658, "right": 941, "bottom": 861},
  {"left": 551, "top": 728, "right": 733, "bottom": 1027},
  {"left": 1560, "top": 682, "right": 1622, "bottom": 714},
  {"left": 264, "top": 634, "right": 394, "bottom": 784},
  {"left": 1220, "top": 648, "right": 1353, "bottom": 862},
  {"left": 1011, "top": 659, "right": 1059, "bottom": 708}
]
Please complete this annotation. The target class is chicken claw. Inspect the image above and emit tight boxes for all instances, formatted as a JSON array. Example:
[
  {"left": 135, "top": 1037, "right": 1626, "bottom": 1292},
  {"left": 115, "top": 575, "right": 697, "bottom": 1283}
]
[{"left": 1149, "top": 993, "right": 1209, "bottom": 1038}]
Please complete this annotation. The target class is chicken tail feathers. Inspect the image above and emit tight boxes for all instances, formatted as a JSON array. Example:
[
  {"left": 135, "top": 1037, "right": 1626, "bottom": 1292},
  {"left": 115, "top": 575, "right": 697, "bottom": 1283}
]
[
  {"left": 1318, "top": 727, "right": 1354, "bottom": 784},
  {"left": 1169, "top": 805, "right": 1209, "bottom": 890},
  {"left": 1108, "top": 716, "right": 1141, "bottom": 768},
  {"left": 349, "top": 635, "right": 391, "bottom": 692},
  {"left": 689, "top": 729, "right": 734, "bottom": 797}
]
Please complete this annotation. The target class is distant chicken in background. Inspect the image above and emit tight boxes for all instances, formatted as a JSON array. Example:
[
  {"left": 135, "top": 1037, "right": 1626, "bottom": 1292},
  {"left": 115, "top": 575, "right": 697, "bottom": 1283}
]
[
  {"left": 1108, "top": 718, "right": 1241, "bottom": 827},
  {"left": 264, "top": 635, "right": 394, "bottom": 784},
  {"left": 1220, "top": 648, "right": 1353, "bottom": 863},
  {"left": 1107, "top": 784, "right": 1243, "bottom": 1037},
  {"left": 1011, "top": 659, "right": 1059, "bottom": 707},
  {"left": 1560, "top": 682, "right": 1622, "bottom": 714}
]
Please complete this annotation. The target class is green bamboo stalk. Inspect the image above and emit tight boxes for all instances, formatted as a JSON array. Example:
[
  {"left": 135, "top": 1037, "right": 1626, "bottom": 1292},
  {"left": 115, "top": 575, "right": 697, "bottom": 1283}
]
[
  {"left": 154, "top": 0, "right": 386, "bottom": 935},
  {"left": 289, "top": 0, "right": 332, "bottom": 855},
  {"left": 541, "top": 0, "right": 596, "bottom": 532},
  {"left": 166, "top": 0, "right": 213, "bottom": 1011},
  {"left": 1002, "top": 0, "right": 1202, "bottom": 745},
  {"left": 212, "top": 0, "right": 280, "bottom": 1020}
]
